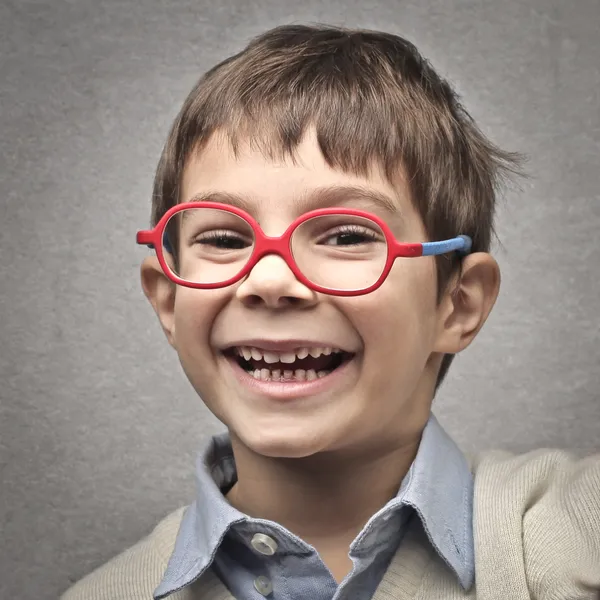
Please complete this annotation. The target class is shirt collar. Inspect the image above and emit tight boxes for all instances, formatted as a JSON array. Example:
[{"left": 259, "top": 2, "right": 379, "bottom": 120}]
[
  {"left": 154, "top": 412, "right": 474, "bottom": 599},
  {"left": 396, "top": 413, "right": 475, "bottom": 589}
]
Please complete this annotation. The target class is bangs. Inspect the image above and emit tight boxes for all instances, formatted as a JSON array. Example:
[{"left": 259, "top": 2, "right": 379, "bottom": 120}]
[{"left": 189, "top": 74, "right": 429, "bottom": 183}]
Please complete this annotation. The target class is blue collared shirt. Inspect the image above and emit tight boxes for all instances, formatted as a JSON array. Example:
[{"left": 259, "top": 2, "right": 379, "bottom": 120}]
[{"left": 154, "top": 413, "right": 474, "bottom": 599}]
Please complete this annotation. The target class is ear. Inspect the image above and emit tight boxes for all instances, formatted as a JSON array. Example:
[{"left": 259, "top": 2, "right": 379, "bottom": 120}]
[
  {"left": 433, "top": 252, "right": 501, "bottom": 354},
  {"left": 140, "top": 256, "right": 177, "bottom": 347}
]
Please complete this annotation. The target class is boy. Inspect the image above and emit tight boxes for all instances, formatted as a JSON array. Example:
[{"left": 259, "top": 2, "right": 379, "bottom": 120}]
[{"left": 62, "top": 24, "right": 600, "bottom": 600}]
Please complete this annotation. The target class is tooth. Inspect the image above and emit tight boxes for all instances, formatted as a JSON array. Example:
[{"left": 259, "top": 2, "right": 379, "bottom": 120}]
[
  {"left": 252, "top": 369, "right": 261, "bottom": 380},
  {"left": 242, "top": 347, "right": 252, "bottom": 361},
  {"left": 280, "top": 352, "right": 296, "bottom": 364},
  {"left": 317, "top": 370, "right": 328, "bottom": 378},
  {"left": 260, "top": 368, "right": 270, "bottom": 381},
  {"left": 251, "top": 348, "right": 263, "bottom": 361},
  {"left": 296, "top": 347, "right": 309, "bottom": 359},
  {"left": 283, "top": 370, "right": 293, "bottom": 379},
  {"left": 306, "top": 369, "right": 317, "bottom": 381},
  {"left": 263, "top": 351, "right": 279, "bottom": 364},
  {"left": 271, "top": 369, "right": 281, "bottom": 381},
  {"left": 309, "top": 348, "right": 322, "bottom": 358},
  {"left": 294, "top": 369, "right": 306, "bottom": 381},
  {"left": 322, "top": 347, "right": 332, "bottom": 355}
]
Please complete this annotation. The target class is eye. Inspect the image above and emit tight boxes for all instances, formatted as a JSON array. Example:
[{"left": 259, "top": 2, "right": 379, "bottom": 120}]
[
  {"left": 321, "top": 225, "right": 381, "bottom": 246},
  {"left": 195, "top": 230, "right": 251, "bottom": 250}
]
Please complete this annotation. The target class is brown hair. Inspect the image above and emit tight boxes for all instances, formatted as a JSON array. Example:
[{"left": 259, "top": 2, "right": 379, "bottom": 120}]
[{"left": 150, "top": 24, "right": 524, "bottom": 391}]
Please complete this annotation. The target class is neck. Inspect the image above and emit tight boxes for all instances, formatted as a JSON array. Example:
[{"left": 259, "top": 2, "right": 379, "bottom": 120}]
[{"left": 224, "top": 433, "right": 421, "bottom": 548}]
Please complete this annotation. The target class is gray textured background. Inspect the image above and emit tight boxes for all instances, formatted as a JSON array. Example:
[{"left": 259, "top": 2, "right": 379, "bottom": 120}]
[{"left": 1, "top": 1, "right": 599, "bottom": 598}]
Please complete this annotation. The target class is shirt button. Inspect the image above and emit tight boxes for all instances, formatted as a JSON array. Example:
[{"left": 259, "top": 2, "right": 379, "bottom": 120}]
[
  {"left": 254, "top": 575, "right": 273, "bottom": 596},
  {"left": 250, "top": 533, "right": 278, "bottom": 555}
]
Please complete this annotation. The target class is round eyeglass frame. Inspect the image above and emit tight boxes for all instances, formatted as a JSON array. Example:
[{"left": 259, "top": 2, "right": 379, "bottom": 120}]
[{"left": 136, "top": 201, "right": 472, "bottom": 297}]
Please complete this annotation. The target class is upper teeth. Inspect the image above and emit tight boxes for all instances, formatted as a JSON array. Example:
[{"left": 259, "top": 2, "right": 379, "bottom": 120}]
[{"left": 236, "top": 346, "right": 340, "bottom": 364}]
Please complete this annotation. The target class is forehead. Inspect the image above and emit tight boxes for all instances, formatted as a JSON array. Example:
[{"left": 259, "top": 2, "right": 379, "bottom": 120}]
[{"left": 180, "top": 130, "right": 416, "bottom": 222}]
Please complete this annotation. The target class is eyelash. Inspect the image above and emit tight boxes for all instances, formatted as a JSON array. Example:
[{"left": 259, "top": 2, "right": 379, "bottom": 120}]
[
  {"left": 195, "top": 230, "right": 250, "bottom": 247},
  {"left": 332, "top": 224, "right": 378, "bottom": 237},
  {"left": 322, "top": 225, "right": 381, "bottom": 243}
]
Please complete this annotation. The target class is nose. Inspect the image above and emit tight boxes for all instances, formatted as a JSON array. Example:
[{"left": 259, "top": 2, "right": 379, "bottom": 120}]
[{"left": 235, "top": 254, "right": 318, "bottom": 309}]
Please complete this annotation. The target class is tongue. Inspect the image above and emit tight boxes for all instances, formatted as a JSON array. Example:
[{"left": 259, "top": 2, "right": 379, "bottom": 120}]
[{"left": 249, "top": 354, "right": 335, "bottom": 372}]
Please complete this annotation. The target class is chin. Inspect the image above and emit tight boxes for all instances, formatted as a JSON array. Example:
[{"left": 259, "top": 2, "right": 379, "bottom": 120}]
[{"left": 233, "top": 422, "right": 336, "bottom": 459}]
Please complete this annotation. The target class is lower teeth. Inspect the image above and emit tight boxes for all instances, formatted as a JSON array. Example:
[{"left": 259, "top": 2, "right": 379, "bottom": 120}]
[{"left": 251, "top": 368, "right": 329, "bottom": 381}]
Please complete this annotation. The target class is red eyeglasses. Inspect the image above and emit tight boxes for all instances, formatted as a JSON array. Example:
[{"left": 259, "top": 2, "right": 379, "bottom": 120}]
[{"left": 136, "top": 202, "right": 472, "bottom": 297}]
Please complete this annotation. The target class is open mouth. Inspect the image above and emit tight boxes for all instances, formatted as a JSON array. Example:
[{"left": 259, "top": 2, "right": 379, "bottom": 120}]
[{"left": 224, "top": 346, "right": 354, "bottom": 382}]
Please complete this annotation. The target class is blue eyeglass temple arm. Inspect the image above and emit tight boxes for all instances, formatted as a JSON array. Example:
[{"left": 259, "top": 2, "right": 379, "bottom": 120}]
[
  {"left": 157, "top": 232, "right": 472, "bottom": 257},
  {"left": 163, "top": 232, "right": 172, "bottom": 254},
  {"left": 140, "top": 235, "right": 172, "bottom": 252},
  {"left": 422, "top": 235, "right": 472, "bottom": 256}
]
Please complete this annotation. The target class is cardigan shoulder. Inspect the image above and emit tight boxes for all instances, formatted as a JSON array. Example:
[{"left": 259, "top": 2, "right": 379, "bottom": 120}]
[
  {"left": 472, "top": 448, "right": 600, "bottom": 599},
  {"left": 60, "top": 506, "right": 189, "bottom": 600}
]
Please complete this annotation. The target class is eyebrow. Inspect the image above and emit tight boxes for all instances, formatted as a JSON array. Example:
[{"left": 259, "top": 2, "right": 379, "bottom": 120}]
[
  {"left": 185, "top": 191, "right": 257, "bottom": 213},
  {"left": 184, "top": 185, "right": 402, "bottom": 216}
]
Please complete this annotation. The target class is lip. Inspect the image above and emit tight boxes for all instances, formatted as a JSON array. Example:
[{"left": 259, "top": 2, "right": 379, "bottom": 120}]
[
  {"left": 221, "top": 339, "right": 354, "bottom": 352},
  {"left": 222, "top": 352, "right": 357, "bottom": 401}
]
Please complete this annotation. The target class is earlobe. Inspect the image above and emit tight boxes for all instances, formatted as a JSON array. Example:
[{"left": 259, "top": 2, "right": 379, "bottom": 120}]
[
  {"left": 140, "top": 256, "right": 177, "bottom": 347},
  {"left": 433, "top": 253, "right": 501, "bottom": 354}
]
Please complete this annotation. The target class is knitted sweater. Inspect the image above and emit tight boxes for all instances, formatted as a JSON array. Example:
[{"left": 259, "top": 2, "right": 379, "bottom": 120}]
[{"left": 61, "top": 449, "right": 600, "bottom": 600}]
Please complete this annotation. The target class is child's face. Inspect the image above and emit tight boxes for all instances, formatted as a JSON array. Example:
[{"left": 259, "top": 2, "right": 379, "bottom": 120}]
[{"left": 155, "top": 131, "right": 458, "bottom": 458}]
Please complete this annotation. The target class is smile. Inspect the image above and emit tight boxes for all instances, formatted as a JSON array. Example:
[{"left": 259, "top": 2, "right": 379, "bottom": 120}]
[{"left": 227, "top": 346, "right": 353, "bottom": 382}]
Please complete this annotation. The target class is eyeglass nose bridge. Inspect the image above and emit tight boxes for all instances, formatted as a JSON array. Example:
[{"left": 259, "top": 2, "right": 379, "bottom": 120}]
[{"left": 242, "top": 232, "right": 300, "bottom": 275}]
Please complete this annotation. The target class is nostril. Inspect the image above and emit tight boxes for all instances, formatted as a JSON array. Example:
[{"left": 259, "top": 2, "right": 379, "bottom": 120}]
[{"left": 240, "top": 293, "right": 308, "bottom": 309}]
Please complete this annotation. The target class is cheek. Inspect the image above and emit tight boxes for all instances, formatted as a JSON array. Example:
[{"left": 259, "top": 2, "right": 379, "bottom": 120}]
[
  {"left": 172, "top": 289, "right": 222, "bottom": 355},
  {"left": 171, "top": 291, "right": 229, "bottom": 408},
  {"left": 348, "top": 260, "right": 438, "bottom": 357}
]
